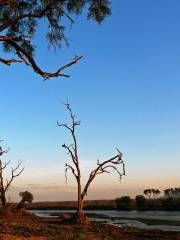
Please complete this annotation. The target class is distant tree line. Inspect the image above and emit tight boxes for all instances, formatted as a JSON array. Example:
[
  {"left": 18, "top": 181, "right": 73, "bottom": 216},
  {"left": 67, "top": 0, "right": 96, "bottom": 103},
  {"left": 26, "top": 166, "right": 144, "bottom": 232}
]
[
  {"left": 143, "top": 189, "right": 161, "bottom": 199},
  {"left": 116, "top": 187, "right": 180, "bottom": 211}
]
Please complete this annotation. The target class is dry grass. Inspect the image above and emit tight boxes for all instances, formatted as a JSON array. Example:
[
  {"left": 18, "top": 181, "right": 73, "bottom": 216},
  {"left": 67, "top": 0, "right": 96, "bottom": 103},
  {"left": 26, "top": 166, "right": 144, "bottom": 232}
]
[{"left": 0, "top": 211, "right": 180, "bottom": 240}]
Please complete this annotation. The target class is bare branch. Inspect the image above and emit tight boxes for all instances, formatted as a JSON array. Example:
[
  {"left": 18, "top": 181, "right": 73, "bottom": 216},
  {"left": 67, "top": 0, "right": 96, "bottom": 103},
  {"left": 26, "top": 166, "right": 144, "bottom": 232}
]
[
  {"left": 4, "top": 40, "right": 82, "bottom": 79},
  {"left": 0, "top": 57, "right": 24, "bottom": 66},
  {"left": 4, "top": 161, "right": 24, "bottom": 192},
  {"left": 62, "top": 143, "right": 78, "bottom": 166},
  {"left": 65, "top": 163, "right": 78, "bottom": 183},
  {"left": 57, "top": 122, "right": 73, "bottom": 133},
  {"left": 43, "top": 56, "right": 83, "bottom": 80},
  {"left": 0, "top": 160, "right": 11, "bottom": 170},
  {"left": 53, "top": 56, "right": 82, "bottom": 77},
  {"left": 0, "top": 35, "right": 30, "bottom": 42},
  {"left": 0, "top": 146, "right": 9, "bottom": 157},
  {"left": 59, "top": 102, "right": 82, "bottom": 204},
  {"left": 81, "top": 150, "right": 125, "bottom": 199},
  {"left": 58, "top": 102, "right": 80, "bottom": 160}
]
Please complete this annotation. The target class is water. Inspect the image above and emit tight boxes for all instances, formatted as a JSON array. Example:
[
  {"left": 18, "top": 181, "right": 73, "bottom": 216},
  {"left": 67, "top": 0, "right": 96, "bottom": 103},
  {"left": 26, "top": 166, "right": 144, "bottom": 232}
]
[{"left": 29, "top": 210, "right": 180, "bottom": 232}]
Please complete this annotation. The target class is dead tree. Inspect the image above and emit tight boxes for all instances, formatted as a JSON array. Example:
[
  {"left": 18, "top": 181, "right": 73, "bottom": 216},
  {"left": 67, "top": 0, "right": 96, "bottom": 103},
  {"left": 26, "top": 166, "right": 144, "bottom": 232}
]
[
  {"left": 0, "top": 142, "right": 24, "bottom": 209},
  {"left": 57, "top": 103, "right": 125, "bottom": 224}
]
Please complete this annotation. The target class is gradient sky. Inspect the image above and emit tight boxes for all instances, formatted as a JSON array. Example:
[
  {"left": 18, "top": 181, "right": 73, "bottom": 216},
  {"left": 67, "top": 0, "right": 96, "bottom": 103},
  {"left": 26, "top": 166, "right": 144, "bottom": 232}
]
[{"left": 0, "top": 0, "right": 180, "bottom": 202}]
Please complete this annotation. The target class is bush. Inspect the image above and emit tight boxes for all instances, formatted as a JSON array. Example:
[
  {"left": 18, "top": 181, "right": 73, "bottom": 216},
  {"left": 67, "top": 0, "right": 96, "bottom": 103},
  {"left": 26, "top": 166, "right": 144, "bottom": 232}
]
[
  {"left": 135, "top": 195, "right": 146, "bottom": 210},
  {"left": 161, "top": 197, "right": 180, "bottom": 210},
  {"left": 116, "top": 196, "right": 132, "bottom": 210}
]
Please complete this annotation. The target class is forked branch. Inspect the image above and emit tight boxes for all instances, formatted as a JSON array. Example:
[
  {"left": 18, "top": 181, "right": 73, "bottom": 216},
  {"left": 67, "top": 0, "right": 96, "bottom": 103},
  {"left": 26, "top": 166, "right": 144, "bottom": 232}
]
[
  {"left": 65, "top": 163, "right": 78, "bottom": 183},
  {"left": 58, "top": 102, "right": 81, "bottom": 181},
  {"left": 0, "top": 143, "right": 9, "bottom": 157},
  {"left": 0, "top": 57, "right": 24, "bottom": 66},
  {"left": 2, "top": 39, "right": 83, "bottom": 79},
  {"left": 0, "top": 160, "right": 11, "bottom": 170},
  {"left": 81, "top": 150, "right": 125, "bottom": 199},
  {"left": 4, "top": 161, "right": 24, "bottom": 192}
]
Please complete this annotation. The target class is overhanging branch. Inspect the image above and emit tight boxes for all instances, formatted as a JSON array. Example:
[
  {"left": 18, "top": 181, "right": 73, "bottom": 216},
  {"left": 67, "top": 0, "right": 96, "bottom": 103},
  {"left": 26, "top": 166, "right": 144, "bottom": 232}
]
[
  {"left": 4, "top": 40, "right": 82, "bottom": 79},
  {"left": 0, "top": 57, "right": 24, "bottom": 66}
]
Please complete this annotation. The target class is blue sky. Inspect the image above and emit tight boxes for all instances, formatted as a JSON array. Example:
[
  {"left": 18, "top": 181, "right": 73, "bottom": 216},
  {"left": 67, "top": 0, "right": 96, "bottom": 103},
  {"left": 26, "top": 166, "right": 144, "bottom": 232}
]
[{"left": 0, "top": 0, "right": 180, "bottom": 201}]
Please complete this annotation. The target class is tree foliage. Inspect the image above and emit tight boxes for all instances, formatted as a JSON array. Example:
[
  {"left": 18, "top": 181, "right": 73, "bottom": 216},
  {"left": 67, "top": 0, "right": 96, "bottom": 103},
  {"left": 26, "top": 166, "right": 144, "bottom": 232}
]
[
  {"left": 17, "top": 191, "right": 33, "bottom": 210},
  {"left": 143, "top": 189, "right": 161, "bottom": 199},
  {"left": 19, "top": 191, "right": 34, "bottom": 203},
  {"left": 164, "top": 188, "right": 180, "bottom": 199},
  {"left": 135, "top": 195, "right": 146, "bottom": 210},
  {"left": 116, "top": 196, "right": 132, "bottom": 210},
  {"left": 0, "top": 0, "right": 111, "bottom": 79}
]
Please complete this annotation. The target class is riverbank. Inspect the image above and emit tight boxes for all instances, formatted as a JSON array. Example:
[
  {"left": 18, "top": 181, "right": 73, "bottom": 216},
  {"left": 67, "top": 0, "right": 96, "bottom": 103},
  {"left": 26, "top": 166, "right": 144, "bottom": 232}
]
[
  {"left": 27, "top": 198, "right": 180, "bottom": 211},
  {"left": 85, "top": 212, "right": 180, "bottom": 226},
  {"left": 0, "top": 212, "right": 180, "bottom": 240},
  {"left": 27, "top": 200, "right": 116, "bottom": 210},
  {"left": 31, "top": 210, "right": 180, "bottom": 232}
]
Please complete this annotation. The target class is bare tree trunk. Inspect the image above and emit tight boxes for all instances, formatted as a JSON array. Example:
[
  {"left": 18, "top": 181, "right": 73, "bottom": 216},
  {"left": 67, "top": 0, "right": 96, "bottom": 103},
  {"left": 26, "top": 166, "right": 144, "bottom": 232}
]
[
  {"left": 75, "top": 176, "right": 89, "bottom": 224},
  {"left": 16, "top": 199, "right": 25, "bottom": 211},
  {"left": 0, "top": 143, "right": 24, "bottom": 216},
  {"left": 1, "top": 192, "right": 6, "bottom": 208},
  {"left": 76, "top": 196, "right": 89, "bottom": 224},
  {"left": 0, "top": 160, "right": 6, "bottom": 209},
  {"left": 77, "top": 180, "right": 81, "bottom": 213}
]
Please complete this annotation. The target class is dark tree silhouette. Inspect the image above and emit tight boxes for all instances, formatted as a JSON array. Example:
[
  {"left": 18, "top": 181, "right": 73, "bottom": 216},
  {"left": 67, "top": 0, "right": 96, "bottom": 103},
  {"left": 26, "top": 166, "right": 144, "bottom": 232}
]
[
  {"left": 58, "top": 102, "right": 125, "bottom": 224},
  {"left": 164, "top": 188, "right": 171, "bottom": 197},
  {"left": 0, "top": 0, "right": 111, "bottom": 80},
  {"left": 135, "top": 195, "right": 146, "bottom": 210},
  {"left": 152, "top": 189, "right": 161, "bottom": 198},
  {"left": 143, "top": 189, "right": 152, "bottom": 199},
  {"left": 144, "top": 189, "right": 161, "bottom": 199},
  {"left": 0, "top": 141, "right": 24, "bottom": 209},
  {"left": 116, "top": 196, "right": 132, "bottom": 210},
  {"left": 164, "top": 188, "right": 180, "bottom": 199},
  {"left": 17, "top": 191, "right": 34, "bottom": 210}
]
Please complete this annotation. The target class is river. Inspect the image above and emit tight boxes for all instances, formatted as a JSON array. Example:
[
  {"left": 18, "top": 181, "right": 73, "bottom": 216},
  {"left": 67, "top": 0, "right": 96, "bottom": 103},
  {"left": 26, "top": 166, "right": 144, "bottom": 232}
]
[{"left": 29, "top": 210, "right": 180, "bottom": 232}]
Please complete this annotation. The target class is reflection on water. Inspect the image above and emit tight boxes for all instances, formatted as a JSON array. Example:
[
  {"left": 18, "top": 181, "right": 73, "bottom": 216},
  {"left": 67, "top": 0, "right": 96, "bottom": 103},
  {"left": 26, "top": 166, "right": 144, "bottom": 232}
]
[{"left": 29, "top": 210, "right": 180, "bottom": 232}]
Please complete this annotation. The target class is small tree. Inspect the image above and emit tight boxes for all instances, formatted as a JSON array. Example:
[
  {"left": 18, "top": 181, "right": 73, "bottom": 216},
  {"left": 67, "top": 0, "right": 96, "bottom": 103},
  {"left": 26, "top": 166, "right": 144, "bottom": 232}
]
[
  {"left": 143, "top": 189, "right": 152, "bottom": 199},
  {"left": 0, "top": 141, "right": 24, "bottom": 210},
  {"left": 58, "top": 103, "right": 125, "bottom": 224},
  {"left": 17, "top": 191, "right": 34, "bottom": 210},
  {"left": 164, "top": 188, "right": 180, "bottom": 199},
  {"left": 152, "top": 189, "right": 161, "bottom": 198}
]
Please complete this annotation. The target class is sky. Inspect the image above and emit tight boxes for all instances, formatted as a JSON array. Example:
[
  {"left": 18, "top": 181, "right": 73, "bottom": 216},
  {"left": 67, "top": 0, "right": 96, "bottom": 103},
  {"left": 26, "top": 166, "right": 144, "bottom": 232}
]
[{"left": 0, "top": 0, "right": 180, "bottom": 202}]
